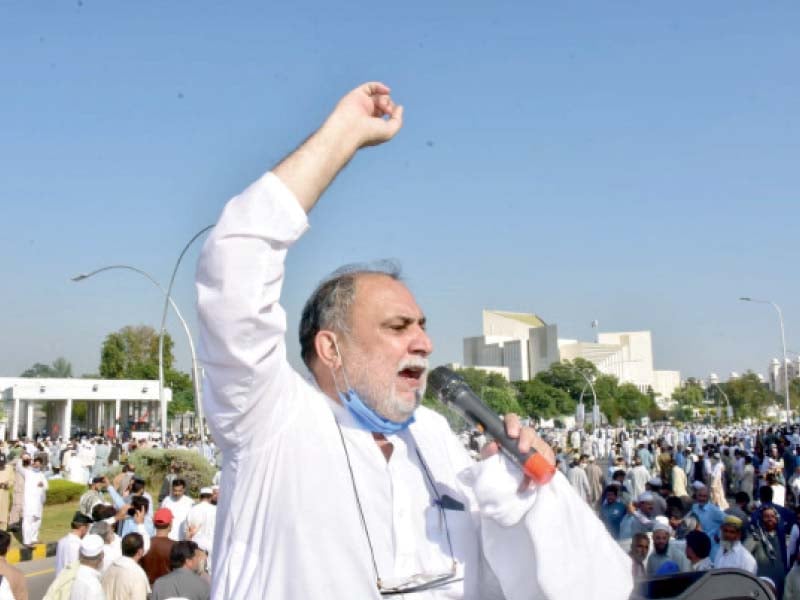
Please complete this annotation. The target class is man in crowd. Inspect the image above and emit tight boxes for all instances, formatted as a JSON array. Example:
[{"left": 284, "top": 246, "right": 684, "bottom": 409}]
[
  {"left": 151, "top": 541, "right": 209, "bottom": 600},
  {"left": 585, "top": 455, "right": 605, "bottom": 506},
  {"left": 600, "top": 485, "right": 627, "bottom": 539},
  {"left": 102, "top": 532, "right": 150, "bottom": 600},
  {"left": 690, "top": 484, "right": 725, "bottom": 556},
  {"left": 745, "top": 506, "right": 787, "bottom": 598},
  {"left": 108, "top": 481, "right": 155, "bottom": 540},
  {"left": 56, "top": 511, "right": 93, "bottom": 575},
  {"left": 17, "top": 454, "right": 47, "bottom": 545},
  {"left": 69, "top": 533, "right": 105, "bottom": 599},
  {"left": 8, "top": 452, "right": 25, "bottom": 531},
  {"left": 684, "top": 530, "right": 712, "bottom": 571},
  {"left": 0, "top": 530, "right": 28, "bottom": 600},
  {"left": 713, "top": 515, "right": 757, "bottom": 573},
  {"left": 567, "top": 455, "right": 591, "bottom": 503},
  {"left": 630, "top": 532, "right": 650, "bottom": 578},
  {"left": 140, "top": 508, "right": 175, "bottom": 585},
  {"left": 625, "top": 457, "right": 650, "bottom": 501},
  {"left": 79, "top": 477, "right": 109, "bottom": 519},
  {"left": 646, "top": 521, "right": 690, "bottom": 575},
  {"left": 185, "top": 487, "right": 216, "bottom": 567},
  {"left": 0, "top": 454, "right": 12, "bottom": 532},
  {"left": 196, "top": 82, "right": 632, "bottom": 599},
  {"left": 160, "top": 478, "right": 193, "bottom": 541}
]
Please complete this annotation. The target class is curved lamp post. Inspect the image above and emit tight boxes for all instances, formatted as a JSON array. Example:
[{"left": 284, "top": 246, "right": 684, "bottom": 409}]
[
  {"left": 157, "top": 225, "right": 214, "bottom": 447},
  {"left": 740, "top": 297, "right": 791, "bottom": 426},
  {"left": 572, "top": 368, "right": 598, "bottom": 432}
]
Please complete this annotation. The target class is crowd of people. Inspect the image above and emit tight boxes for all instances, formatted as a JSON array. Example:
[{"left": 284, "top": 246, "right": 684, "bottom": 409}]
[
  {"left": 544, "top": 423, "right": 800, "bottom": 599},
  {"left": 0, "top": 434, "right": 219, "bottom": 600}
]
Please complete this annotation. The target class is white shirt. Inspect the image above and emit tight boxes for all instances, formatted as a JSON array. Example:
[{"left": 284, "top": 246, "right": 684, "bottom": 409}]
[
  {"left": 160, "top": 495, "right": 194, "bottom": 541},
  {"left": 186, "top": 500, "right": 216, "bottom": 554},
  {"left": 55, "top": 532, "right": 83, "bottom": 574},
  {"left": 18, "top": 463, "right": 48, "bottom": 517},
  {"left": 196, "top": 171, "right": 633, "bottom": 600},
  {"left": 70, "top": 564, "right": 106, "bottom": 600},
  {"left": 713, "top": 541, "right": 757, "bottom": 574}
]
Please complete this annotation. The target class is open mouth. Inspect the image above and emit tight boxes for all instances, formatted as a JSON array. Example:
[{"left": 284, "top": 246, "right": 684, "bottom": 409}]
[{"left": 398, "top": 366, "right": 426, "bottom": 381}]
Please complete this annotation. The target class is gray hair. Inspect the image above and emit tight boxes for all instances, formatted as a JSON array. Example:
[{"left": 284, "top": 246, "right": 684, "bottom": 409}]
[
  {"left": 299, "top": 260, "right": 402, "bottom": 369},
  {"left": 89, "top": 521, "right": 114, "bottom": 544}
]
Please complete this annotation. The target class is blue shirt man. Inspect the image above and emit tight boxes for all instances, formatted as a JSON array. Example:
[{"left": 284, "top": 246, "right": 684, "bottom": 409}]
[
  {"left": 600, "top": 486, "right": 627, "bottom": 540},
  {"left": 691, "top": 485, "right": 725, "bottom": 557}
]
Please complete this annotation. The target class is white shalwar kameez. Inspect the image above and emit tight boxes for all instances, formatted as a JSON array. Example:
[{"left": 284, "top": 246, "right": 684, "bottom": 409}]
[
  {"left": 196, "top": 172, "right": 633, "bottom": 600},
  {"left": 17, "top": 462, "right": 47, "bottom": 545},
  {"left": 713, "top": 541, "right": 757, "bottom": 574}
]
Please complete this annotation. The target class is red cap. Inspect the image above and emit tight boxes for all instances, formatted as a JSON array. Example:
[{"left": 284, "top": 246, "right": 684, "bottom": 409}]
[{"left": 154, "top": 507, "right": 173, "bottom": 526}]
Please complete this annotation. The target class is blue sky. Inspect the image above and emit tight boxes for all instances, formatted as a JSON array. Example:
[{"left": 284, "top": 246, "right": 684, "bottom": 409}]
[{"left": 2, "top": 2, "right": 798, "bottom": 384}]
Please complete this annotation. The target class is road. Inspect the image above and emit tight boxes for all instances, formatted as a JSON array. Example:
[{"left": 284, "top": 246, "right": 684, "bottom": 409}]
[{"left": 17, "top": 556, "right": 55, "bottom": 600}]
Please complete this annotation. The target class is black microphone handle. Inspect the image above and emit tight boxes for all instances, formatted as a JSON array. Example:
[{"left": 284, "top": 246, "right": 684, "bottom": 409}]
[{"left": 427, "top": 366, "right": 555, "bottom": 484}]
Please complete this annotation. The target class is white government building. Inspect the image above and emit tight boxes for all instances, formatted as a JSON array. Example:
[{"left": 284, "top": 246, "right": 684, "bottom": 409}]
[
  {"left": 462, "top": 310, "right": 681, "bottom": 407},
  {"left": 0, "top": 377, "right": 171, "bottom": 441},
  {"left": 768, "top": 357, "right": 800, "bottom": 395}
]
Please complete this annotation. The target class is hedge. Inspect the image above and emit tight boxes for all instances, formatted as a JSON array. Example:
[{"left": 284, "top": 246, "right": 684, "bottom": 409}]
[
  {"left": 128, "top": 449, "right": 215, "bottom": 497},
  {"left": 45, "top": 479, "right": 87, "bottom": 506}
]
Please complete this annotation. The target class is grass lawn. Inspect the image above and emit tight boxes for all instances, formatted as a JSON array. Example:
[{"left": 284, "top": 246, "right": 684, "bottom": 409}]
[{"left": 9, "top": 501, "right": 79, "bottom": 550}]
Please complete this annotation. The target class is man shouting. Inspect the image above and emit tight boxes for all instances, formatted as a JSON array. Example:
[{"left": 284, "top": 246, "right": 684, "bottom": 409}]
[{"left": 196, "top": 82, "right": 631, "bottom": 599}]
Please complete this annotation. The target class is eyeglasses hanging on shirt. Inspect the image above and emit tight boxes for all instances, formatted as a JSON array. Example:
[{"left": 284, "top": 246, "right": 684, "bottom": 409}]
[{"left": 334, "top": 418, "right": 463, "bottom": 596}]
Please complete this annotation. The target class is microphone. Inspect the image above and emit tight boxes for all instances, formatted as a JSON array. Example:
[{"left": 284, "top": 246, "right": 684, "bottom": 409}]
[{"left": 427, "top": 366, "right": 556, "bottom": 485}]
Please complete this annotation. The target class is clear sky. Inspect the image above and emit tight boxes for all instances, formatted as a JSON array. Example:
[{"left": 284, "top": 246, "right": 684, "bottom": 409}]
[{"left": 2, "top": 2, "right": 798, "bottom": 385}]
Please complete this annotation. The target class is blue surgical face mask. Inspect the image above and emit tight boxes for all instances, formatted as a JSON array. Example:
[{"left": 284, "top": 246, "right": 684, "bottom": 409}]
[{"left": 331, "top": 340, "right": 415, "bottom": 435}]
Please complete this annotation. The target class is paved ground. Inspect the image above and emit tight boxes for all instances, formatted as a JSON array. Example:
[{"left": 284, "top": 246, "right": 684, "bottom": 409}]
[{"left": 17, "top": 556, "right": 55, "bottom": 600}]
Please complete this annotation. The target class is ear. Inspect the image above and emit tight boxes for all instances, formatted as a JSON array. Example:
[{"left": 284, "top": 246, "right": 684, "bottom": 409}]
[{"left": 314, "top": 330, "right": 340, "bottom": 370}]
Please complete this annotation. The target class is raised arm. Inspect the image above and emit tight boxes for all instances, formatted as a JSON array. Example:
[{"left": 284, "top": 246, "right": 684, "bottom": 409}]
[
  {"left": 273, "top": 82, "right": 403, "bottom": 213},
  {"left": 196, "top": 82, "right": 403, "bottom": 450}
]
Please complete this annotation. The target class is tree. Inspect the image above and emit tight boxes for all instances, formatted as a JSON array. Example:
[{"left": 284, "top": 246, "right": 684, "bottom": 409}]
[
  {"left": 20, "top": 357, "right": 73, "bottom": 378},
  {"left": 514, "top": 379, "right": 571, "bottom": 420},
  {"left": 99, "top": 325, "right": 175, "bottom": 379},
  {"left": 721, "top": 372, "right": 779, "bottom": 419},
  {"left": 615, "top": 383, "right": 651, "bottom": 421},
  {"left": 482, "top": 386, "right": 522, "bottom": 417},
  {"left": 98, "top": 325, "right": 194, "bottom": 415}
]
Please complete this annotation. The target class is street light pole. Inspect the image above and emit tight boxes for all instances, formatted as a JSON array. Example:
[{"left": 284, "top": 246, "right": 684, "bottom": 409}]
[
  {"left": 572, "top": 368, "right": 598, "bottom": 432},
  {"left": 158, "top": 225, "right": 214, "bottom": 449},
  {"left": 740, "top": 297, "right": 791, "bottom": 426},
  {"left": 72, "top": 264, "right": 198, "bottom": 440}
]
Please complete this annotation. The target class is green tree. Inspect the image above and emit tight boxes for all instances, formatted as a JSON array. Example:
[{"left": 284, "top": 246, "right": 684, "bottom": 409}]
[
  {"left": 20, "top": 357, "right": 73, "bottom": 378},
  {"left": 615, "top": 383, "right": 650, "bottom": 421},
  {"left": 514, "top": 379, "right": 572, "bottom": 420},
  {"left": 99, "top": 325, "right": 194, "bottom": 416},
  {"left": 482, "top": 387, "right": 522, "bottom": 416},
  {"left": 100, "top": 325, "right": 175, "bottom": 379},
  {"left": 721, "top": 372, "right": 779, "bottom": 419}
]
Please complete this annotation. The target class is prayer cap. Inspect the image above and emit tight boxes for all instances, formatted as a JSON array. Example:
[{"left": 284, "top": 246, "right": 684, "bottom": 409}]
[
  {"left": 723, "top": 515, "right": 743, "bottom": 529},
  {"left": 652, "top": 521, "right": 671, "bottom": 534},
  {"left": 80, "top": 534, "right": 104, "bottom": 558},
  {"left": 691, "top": 481, "right": 706, "bottom": 490},
  {"left": 200, "top": 487, "right": 213, "bottom": 496},
  {"left": 648, "top": 477, "right": 662, "bottom": 487},
  {"left": 638, "top": 492, "right": 655, "bottom": 503}
]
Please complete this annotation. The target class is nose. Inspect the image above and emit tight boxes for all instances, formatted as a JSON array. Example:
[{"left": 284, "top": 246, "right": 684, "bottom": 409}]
[{"left": 410, "top": 325, "right": 433, "bottom": 357}]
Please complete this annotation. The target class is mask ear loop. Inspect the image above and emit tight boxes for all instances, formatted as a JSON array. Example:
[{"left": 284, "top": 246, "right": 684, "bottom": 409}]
[{"left": 331, "top": 337, "right": 355, "bottom": 392}]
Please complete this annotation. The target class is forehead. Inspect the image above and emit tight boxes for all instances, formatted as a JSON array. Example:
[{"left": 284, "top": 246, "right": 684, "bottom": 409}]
[{"left": 352, "top": 274, "right": 423, "bottom": 320}]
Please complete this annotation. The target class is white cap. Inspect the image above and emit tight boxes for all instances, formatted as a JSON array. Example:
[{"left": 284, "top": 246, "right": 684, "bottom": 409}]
[
  {"left": 80, "top": 534, "right": 105, "bottom": 558},
  {"left": 638, "top": 492, "right": 655, "bottom": 502},
  {"left": 648, "top": 477, "right": 663, "bottom": 487},
  {"left": 200, "top": 487, "right": 213, "bottom": 496},
  {"left": 692, "top": 481, "right": 707, "bottom": 490}
]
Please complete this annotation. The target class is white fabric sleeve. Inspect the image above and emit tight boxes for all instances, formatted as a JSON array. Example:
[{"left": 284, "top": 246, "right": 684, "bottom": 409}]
[
  {"left": 196, "top": 172, "right": 309, "bottom": 452},
  {"left": 459, "top": 456, "right": 633, "bottom": 600}
]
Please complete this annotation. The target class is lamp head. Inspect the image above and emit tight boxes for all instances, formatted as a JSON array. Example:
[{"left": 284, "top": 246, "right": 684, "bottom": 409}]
[
  {"left": 71, "top": 274, "right": 88, "bottom": 282},
  {"left": 739, "top": 297, "right": 751, "bottom": 302}
]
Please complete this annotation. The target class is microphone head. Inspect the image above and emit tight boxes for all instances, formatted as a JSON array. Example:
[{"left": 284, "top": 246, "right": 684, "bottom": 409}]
[{"left": 427, "top": 366, "right": 464, "bottom": 405}]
